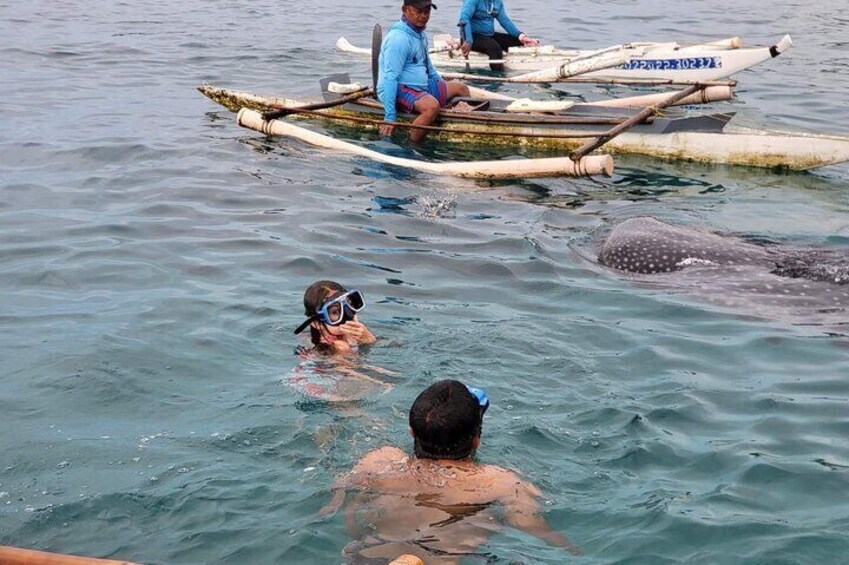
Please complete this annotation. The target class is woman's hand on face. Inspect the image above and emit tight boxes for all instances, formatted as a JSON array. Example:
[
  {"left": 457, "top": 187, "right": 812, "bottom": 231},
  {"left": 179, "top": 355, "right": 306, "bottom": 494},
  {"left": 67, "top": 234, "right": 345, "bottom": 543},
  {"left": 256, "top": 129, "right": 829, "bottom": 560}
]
[
  {"left": 339, "top": 319, "right": 377, "bottom": 345},
  {"left": 338, "top": 320, "right": 366, "bottom": 342}
]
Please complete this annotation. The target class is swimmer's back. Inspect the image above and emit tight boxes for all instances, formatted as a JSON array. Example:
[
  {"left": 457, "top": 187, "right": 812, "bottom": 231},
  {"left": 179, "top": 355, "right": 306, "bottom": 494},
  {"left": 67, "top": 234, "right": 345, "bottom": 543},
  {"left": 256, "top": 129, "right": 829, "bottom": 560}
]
[{"left": 349, "top": 447, "right": 534, "bottom": 505}]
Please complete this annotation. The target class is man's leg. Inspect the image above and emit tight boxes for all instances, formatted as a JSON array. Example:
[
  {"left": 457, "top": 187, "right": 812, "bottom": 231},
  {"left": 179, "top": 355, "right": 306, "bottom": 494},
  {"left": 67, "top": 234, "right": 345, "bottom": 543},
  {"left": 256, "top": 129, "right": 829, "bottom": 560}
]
[
  {"left": 445, "top": 80, "right": 470, "bottom": 100},
  {"left": 493, "top": 32, "right": 523, "bottom": 52},
  {"left": 470, "top": 33, "right": 506, "bottom": 71},
  {"left": 410, "top": 94, "right": 439, "bottom": 143}
]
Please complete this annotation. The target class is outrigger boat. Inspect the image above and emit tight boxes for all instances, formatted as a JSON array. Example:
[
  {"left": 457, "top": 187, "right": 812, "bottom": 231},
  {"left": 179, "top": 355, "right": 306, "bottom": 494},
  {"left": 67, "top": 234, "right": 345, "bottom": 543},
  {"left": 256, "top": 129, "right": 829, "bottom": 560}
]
[
  {"left": 337, "top": 34, "right": 793, "bottom": 81},
  {"left": 198, "top": 74, "right": 849, "bottom": 173}
]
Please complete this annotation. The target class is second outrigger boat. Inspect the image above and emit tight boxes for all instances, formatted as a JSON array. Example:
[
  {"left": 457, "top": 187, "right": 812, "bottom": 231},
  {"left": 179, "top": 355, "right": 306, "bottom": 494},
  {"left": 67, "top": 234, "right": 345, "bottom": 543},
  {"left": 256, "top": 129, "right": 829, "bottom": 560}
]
[{"left": 337, "top": 34, "right": 793, "bottom": 82}]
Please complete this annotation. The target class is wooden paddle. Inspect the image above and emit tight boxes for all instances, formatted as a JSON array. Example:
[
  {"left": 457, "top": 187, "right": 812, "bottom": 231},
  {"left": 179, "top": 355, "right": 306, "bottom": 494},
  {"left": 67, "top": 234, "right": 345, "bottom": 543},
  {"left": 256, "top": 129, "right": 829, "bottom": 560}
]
[
  {"left": 262, "top": 24, "right": 382, "bottom": 121},
  {"left": 457, "top": 22, "right": 471, "bottom": 71},
  {"left": 371, "top": 23, "right": 381, "bottom": 95}
]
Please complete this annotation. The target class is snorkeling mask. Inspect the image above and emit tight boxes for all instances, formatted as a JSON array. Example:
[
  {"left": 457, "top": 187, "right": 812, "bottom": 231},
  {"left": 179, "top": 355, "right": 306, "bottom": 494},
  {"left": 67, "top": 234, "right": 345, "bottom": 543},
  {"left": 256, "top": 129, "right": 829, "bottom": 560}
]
[
  {"left": 466, "top": 385, "right": 490, "bottom": 417},
  {"left": 293, "top": 289, "right": 365, "bottom": 335}
]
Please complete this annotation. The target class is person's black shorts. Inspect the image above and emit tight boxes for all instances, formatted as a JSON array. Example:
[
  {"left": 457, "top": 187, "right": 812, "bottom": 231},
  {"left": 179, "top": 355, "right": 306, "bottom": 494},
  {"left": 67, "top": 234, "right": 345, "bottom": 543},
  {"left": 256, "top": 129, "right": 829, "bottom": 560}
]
[{"left": 471, "top": 32, "right": 522, "bottom": 71}]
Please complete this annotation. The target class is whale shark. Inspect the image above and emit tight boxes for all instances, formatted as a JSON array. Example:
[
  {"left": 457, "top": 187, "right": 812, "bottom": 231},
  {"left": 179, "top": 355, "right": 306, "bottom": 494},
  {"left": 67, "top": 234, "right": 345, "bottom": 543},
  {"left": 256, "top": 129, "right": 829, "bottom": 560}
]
[{"left": 598, "top": 217, "right": 848, "bottom": 329}]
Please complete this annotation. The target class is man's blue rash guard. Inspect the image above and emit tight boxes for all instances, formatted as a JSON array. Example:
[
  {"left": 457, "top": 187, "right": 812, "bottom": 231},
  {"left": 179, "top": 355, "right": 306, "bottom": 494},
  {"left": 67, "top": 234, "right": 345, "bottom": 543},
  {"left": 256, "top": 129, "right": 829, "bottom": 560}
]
[
  {"left": 458, "top": 0, "right": 522, "bottom": 44},
  {"left": 377, "top": 19, "right": 442, "bottom": 122}
]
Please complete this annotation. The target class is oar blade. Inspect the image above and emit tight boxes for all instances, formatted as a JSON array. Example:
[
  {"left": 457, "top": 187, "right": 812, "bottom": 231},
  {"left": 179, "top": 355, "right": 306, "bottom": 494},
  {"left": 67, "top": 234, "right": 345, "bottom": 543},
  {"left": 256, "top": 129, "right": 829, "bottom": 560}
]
[{"left": 371, "top": 23, "right": 382, "bottom": 95}]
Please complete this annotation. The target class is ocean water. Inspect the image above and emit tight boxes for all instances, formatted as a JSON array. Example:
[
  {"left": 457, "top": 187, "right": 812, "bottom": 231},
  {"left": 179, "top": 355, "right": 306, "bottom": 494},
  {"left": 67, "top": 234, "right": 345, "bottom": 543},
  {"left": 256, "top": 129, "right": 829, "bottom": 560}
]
[{"left": 1, "top": 1, "right": 848, "bottom": 563}]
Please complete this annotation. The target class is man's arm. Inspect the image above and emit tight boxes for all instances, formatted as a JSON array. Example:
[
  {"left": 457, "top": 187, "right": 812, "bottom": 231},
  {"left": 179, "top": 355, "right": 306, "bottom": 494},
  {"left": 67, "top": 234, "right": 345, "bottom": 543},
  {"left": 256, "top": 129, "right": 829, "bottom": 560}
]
[
  {"left": 457, "top": 0, "right": 477, "bottom": 44},
  {"left": 495, "top": 4, "right": 522, "bottom": 38},
  {"left": 377, "top": 33, "right": 407, "bottom": 125},
  {"left": 501, "top": 472, "right": 582, "bottom": 555}
]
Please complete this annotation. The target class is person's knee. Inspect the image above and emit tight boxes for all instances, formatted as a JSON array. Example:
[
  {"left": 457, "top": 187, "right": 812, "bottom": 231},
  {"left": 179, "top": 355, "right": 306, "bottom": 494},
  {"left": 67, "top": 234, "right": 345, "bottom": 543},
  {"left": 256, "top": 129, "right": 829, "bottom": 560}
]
[
  {"left": 416, "top": 97, "right": 439, "bottom": 119},
  {"left": 446, "top": 81, "right": 469, "bottom": 99}
]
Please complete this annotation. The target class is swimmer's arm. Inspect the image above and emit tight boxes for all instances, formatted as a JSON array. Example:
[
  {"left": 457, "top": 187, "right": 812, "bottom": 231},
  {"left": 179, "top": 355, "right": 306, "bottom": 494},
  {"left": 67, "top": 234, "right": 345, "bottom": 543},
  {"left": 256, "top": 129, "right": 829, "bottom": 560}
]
[
  {"left": 336, "top": 366, "right": 394, "bottom": 390},
  {"left": 502, "top": 477, "right": 582, "bottom": 555},
  {"left": 362, "top": 364, "right": 400, "bottom": 378},
  {"left": 319, "top": 486, "right": 347, "bottom": 517}
]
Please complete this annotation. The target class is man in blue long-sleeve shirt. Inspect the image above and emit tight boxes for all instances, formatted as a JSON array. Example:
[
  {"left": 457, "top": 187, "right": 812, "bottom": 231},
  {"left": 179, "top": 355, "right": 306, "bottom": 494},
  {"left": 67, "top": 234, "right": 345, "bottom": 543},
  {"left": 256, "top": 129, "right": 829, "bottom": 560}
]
[
  {"left": 377, "top": 0, "right": 470, "bottom": 142},
  {"left": 458, "top": 0, "right": 540, "bottom": 71}
]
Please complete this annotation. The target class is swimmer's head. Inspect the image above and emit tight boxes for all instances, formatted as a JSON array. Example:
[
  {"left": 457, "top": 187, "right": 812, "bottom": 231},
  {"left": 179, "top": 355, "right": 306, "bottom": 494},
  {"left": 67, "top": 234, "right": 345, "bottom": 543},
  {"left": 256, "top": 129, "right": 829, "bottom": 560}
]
[
  {"left": 302, "top": 280, "right": 346, "bottom": 317},
  {"left": 294, "top": 280, "right": 366, "bottom": 347},
  {"left": 409, "top": 380, "right": 486, "bottom": 460}
]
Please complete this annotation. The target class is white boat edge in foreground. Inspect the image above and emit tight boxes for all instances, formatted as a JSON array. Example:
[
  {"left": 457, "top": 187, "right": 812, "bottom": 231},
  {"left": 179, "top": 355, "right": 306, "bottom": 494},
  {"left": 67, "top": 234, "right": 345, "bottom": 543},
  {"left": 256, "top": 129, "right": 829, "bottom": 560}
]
[{"left": 236, "top": 108, "right": 615, "bottom": 179}]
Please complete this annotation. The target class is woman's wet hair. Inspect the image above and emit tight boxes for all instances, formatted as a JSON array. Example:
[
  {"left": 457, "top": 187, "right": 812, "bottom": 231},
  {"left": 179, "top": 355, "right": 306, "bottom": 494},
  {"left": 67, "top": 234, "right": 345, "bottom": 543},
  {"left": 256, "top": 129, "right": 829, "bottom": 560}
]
[
  {"left": 410, "top": 380, "right": 482, "bottom": 460},
  {"left": 303, "top": 280, "right": 346, "bottom": 346}
]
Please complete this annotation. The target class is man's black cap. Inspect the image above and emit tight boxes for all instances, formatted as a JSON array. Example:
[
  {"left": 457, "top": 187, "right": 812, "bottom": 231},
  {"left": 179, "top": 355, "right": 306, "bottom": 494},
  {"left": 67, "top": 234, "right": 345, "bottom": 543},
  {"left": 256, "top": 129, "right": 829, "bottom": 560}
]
[{"left": 404, "top": 0, "right": 437, "bottom": 9}]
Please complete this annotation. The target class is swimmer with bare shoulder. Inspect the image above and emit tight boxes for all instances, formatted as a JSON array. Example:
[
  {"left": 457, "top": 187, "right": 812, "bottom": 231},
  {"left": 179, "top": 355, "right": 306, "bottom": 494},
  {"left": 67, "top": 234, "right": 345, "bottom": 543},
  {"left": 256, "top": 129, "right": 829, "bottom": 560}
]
[{"left": 322, "top": 380, "right": 580, "bottom": 564}]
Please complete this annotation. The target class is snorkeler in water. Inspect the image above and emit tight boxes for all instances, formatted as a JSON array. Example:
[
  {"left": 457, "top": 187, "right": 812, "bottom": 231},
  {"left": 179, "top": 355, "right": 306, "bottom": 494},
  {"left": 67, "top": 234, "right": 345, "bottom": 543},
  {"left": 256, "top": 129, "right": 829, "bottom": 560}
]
[
  {"left": 321, "top": 380, "right": 579, "bottom": 563},
  {"left": 294, "top": 280, "right": 377, "bottom": 355}
]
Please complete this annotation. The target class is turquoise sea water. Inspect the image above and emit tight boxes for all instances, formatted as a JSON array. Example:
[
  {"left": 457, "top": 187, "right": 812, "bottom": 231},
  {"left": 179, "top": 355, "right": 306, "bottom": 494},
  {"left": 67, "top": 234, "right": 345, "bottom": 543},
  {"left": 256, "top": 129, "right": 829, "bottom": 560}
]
[{"left": 1, "top": 1, "right": 848, "bottom": 563}]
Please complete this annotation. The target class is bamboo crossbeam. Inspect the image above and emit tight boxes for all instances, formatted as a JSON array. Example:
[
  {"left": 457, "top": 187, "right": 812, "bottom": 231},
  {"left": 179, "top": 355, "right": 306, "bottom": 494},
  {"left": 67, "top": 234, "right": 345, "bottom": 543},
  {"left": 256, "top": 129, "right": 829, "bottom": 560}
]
[
  {"left": 569, "top": 84, "right": 705, "bottom": 160},
  {"left": 262, "top": 87, "right": 373, "bottom": 120}
]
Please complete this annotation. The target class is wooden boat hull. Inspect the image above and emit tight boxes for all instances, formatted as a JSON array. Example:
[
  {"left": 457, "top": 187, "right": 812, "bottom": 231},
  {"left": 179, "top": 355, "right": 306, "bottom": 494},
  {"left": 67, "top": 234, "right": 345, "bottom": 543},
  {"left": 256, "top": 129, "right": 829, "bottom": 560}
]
[
  {"left": 336, "top": 35, "right": 792, "bottom": 81},
  {"left": 198, "top": 85, "right": 849, "bottom": 170}
]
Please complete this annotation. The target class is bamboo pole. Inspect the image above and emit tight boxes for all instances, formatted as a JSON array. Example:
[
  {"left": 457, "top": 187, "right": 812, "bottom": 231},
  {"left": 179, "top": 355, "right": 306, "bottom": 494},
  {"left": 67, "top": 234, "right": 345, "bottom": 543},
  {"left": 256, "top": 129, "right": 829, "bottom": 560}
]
[
  {"left": 0, "top": 545, "right": 141, "bottom": 565},
  {"left": 248, "top": 107, "right": 613, "bottom": 139},
  {"left": 237, "top": 109, "right": 615, "bottom": 178},
  {"left": 346, "top": 97, "right": 642, "bottom": 126},
  {"left": 589, "top": 85, "right": 733, "bottom": 107},
  {"left": 559, "top": 77, "right": 736, "bottom": 87},
  {"left": 569, "top": 84, "right": 705, "bottom": 161},
  {"left": 262, "top": 87, "right": 373, "bottom": 120},
  {"left": 441, "top": 73, "right": 736, "bottom": 87},
  {"left": 439, "top": 49, "right": 630, "bottom": 84}
]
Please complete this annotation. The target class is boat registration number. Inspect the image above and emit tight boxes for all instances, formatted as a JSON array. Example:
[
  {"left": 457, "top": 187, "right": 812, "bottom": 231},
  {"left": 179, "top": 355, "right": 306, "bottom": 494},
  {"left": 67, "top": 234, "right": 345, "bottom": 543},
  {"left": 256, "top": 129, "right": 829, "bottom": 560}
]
[{"left": 619, "top": 57, "right": 721, "bottom": 71}]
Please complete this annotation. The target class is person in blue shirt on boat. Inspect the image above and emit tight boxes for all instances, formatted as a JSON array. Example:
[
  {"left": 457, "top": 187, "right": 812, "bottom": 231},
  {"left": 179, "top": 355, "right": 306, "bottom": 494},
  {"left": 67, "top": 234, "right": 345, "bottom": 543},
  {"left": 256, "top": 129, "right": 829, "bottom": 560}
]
[
  {"left": 378, "top": 0, "right": 470, "bottom": 142},
  {"left": 458, "top": 0, "right": 540, "bottom": 71}
]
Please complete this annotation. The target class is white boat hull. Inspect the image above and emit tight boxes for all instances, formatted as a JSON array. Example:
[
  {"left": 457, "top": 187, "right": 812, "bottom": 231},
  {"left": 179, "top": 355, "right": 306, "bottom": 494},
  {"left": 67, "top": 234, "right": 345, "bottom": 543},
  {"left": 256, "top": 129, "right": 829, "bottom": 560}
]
[{"left": 336, "top": 35, "right": 792, "bottom": 81}]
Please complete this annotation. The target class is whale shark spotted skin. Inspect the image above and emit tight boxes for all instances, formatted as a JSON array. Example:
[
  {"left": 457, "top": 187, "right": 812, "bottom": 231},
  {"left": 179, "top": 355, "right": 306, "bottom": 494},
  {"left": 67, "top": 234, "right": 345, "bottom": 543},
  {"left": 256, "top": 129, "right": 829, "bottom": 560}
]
[
  {"left": 600, "top": 217, "right": 772, "bottom": 274},
  {"left": 598, "top": 217, "right": 849, "bottom": 327}
]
